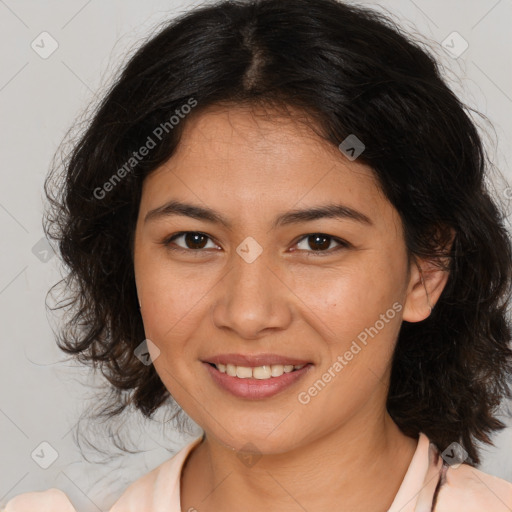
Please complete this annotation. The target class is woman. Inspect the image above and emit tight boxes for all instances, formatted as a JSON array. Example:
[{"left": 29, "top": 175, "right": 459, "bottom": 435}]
[{"left": 3, "top": 0, "right": 512, "bottom": 510}]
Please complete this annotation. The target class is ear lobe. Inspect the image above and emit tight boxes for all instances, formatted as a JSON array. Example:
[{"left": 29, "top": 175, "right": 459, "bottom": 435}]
[{"left": 402, "top": 228, "right": 455, "bottom": 323}]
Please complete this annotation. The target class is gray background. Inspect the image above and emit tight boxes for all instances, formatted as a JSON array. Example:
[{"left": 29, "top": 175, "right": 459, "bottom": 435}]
[{"left": 1, "top": 1, "right": 511, "bottom": 511}]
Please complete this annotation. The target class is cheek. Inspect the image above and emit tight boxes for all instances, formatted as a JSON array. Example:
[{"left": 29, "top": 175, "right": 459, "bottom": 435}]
[
  {"left": 135, "top": 258, "right": 219, "bottom": 404},
  {"left": 135, "top": 248, "right": 213, "bottom": 341},
  {"left": 136, "top": 262, "right": 206, "bottom": 400},
  {"left": 288, "top": 256, "right": 404, "bottom": 347},
  {"left": 295, "top": 273, "right": 402, "bottom": 421}
]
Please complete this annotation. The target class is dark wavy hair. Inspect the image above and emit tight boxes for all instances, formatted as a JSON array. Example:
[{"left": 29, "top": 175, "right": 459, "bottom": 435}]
[{"left": 44, "top": 0, "right": 512, "bottom": 465}]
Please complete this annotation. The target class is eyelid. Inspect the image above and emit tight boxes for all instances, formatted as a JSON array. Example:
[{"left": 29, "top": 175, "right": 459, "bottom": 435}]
[
  {"left": 161, "top": 231, "right": 221, "bottom": 252},
  {"left": 161, "top": 231, "right": 351, "bottom": 255},
  {"left": 294, "top": 233, "right": 351, "bottom": 253}
]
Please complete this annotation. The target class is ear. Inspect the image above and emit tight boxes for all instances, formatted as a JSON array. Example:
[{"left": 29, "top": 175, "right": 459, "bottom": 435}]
[{"left": 402, "top": 227, "right": 455, "bottom": 322}]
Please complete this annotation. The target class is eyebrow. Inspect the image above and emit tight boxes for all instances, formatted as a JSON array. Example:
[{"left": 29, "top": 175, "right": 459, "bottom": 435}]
[{"left": 144, "top": 199, "right": 373, "bottom": 229}]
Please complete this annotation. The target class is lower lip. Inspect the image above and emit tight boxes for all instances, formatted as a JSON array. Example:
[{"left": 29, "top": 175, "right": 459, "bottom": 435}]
[{"left": 203, "top": 362, "right": 313, "bottom": 399}]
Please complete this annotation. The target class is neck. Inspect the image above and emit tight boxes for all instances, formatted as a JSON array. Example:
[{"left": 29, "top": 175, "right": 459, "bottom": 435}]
[{"left": 181, "top": 408, "right": 418, "bottom": 512}]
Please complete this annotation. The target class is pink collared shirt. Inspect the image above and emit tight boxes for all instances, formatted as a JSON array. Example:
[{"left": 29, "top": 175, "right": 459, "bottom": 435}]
[{"left": 3, "top": 433, "right": 512, "bottom": 511}]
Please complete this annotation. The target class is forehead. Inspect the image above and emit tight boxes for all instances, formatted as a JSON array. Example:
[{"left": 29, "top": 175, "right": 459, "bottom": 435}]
[
  {"left": 140, "top": 104, "right": 391, "bottom": 229},
  {"left": 170, "top": 104, "right": 368, "bottom": 172}
]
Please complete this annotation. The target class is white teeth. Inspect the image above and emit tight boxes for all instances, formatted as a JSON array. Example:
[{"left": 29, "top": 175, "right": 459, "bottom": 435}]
[
  {"left": 253, "top": 365, "right": 272, "bottom": 379},
  {"left": 236, "top": 366, "right": 253, "bottom": 378},
  {"left": 213, "top": 363, "right": 306, "bottom": 379},
  {"left": 271, "top": 364, "right": 284, "bottom": 377}
]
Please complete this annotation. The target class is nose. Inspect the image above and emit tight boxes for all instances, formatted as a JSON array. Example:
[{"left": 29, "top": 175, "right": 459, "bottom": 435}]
[{"left": 211, "top": 247, "right": 293, "bottom": 339}]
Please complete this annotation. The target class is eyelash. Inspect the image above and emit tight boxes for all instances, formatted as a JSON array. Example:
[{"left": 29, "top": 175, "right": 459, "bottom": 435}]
[{"left": 160, "top": 231, "right": 351, "bottom": 256}]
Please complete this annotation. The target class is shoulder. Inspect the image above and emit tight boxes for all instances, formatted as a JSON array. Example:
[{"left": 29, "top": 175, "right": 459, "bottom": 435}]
[
  {"left": 109, "top": 435, "right": 204, "bottom": 511},
  {"left": 1, "top": 436, "right": 203, "bottom": 512},
  {"left": 435, "top": 463, "right": 512, "bottom": 512},
  {"left": 1, "top": 488, "right": 77, "bottom": 512}
]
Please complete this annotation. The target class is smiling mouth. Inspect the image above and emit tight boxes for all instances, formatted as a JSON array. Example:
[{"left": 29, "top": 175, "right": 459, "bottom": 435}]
[{"left": 207, "top": 362, "right": 307, "bottom": 380}]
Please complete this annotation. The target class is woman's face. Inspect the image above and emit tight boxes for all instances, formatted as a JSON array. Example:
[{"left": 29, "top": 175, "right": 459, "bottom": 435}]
[{"left": 133, "top": 105, "right": 424, "bottom": 453}]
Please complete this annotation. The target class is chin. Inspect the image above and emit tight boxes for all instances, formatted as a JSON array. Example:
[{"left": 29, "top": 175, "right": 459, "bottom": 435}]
[{"left": 203, "top": 417, "right": 308, "bottom": 455}]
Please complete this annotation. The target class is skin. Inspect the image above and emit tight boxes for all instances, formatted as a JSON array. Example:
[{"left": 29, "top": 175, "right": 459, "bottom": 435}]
[{"left": 133, "top": 104, "right": 452, "bottom": 511}]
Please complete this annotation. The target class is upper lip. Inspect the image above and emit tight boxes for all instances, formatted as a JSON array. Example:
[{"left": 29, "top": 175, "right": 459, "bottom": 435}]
[{"left": 204, "top": 353, "right": 311, "bottom": 367}]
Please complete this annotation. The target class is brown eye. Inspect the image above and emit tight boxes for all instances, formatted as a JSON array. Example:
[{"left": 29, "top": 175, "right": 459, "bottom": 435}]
[
  {"left": 182, "top": 232, "right": 209, "bottom": 249},
  {"left": 295, "top": 233, "right": 349, "bottom": 254},
  {"left": 307, "top": 234, "right": 331, "bottom": 251},
  {"left": 163, "top": 232, "right": 219, "bottom": 251}
]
